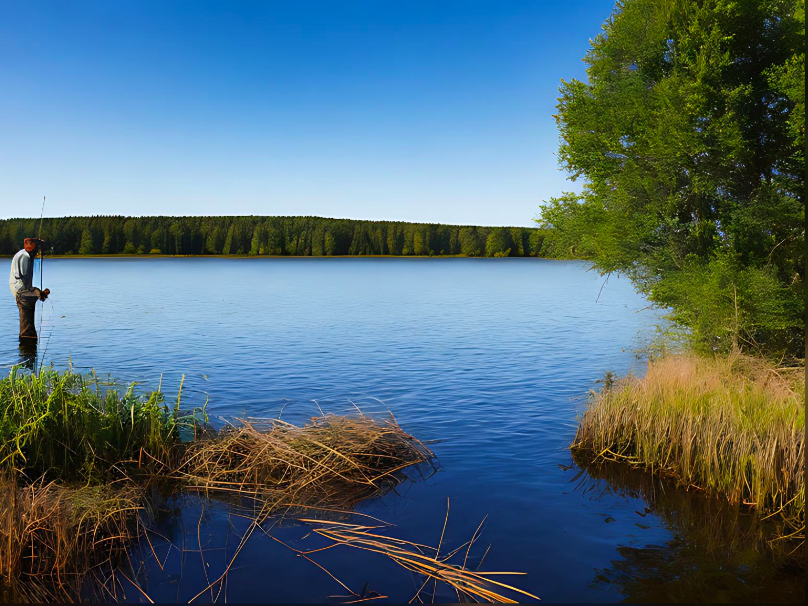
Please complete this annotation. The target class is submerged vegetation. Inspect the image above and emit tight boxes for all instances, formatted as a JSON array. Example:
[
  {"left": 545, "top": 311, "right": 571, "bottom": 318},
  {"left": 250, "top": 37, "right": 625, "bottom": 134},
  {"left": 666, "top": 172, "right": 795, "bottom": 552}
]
[
  {"left": 0, "top": 366, "right": 537, "bottom": 603},
  {"left": 272, "top": 513, "right": 541, "bottom": 603},
  {"left": 572, "top": 353, "right": 805, "bottom": 545},
  {"left": 0, "top": 480, "right": 145, "bottom": 603}
]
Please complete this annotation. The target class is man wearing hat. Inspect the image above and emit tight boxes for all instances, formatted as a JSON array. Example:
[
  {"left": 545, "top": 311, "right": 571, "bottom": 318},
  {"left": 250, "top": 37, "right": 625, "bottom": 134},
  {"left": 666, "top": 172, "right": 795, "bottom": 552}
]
[{"left": 8, "top": 238, "right": 50, "bottom": 341}]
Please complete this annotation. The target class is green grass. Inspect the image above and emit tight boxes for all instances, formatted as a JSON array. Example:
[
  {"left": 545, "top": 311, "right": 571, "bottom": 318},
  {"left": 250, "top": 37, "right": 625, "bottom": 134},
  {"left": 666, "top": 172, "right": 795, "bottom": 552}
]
[
  {"left": 0, "top": 366, "right": 203, "bottom": 482},
  {"left": 572, "top": 353, "right": 805, "bottom": 541}
]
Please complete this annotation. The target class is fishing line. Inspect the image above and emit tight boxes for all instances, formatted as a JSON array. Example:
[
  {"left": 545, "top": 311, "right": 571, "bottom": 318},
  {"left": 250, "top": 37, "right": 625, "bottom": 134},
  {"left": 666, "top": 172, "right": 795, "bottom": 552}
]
[
  {"left": 37, "top": 298, "right": 56, "bottom": 375},
  {"left": 36, "top": 196, "right": 47, "bottom": 374}
]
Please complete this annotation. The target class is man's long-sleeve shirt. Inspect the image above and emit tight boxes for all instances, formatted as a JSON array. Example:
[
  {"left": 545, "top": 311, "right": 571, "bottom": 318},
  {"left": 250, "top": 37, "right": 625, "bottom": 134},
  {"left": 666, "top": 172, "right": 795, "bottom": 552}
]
[{"left": 8, "top": 249, "right": 34, "bottom": 297}]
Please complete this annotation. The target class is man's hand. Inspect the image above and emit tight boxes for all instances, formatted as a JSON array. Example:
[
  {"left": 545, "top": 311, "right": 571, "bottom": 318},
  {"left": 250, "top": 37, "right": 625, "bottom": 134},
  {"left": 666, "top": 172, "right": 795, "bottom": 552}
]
[{"left": 40, "top": 288, "right": 50, "bottom": 301}]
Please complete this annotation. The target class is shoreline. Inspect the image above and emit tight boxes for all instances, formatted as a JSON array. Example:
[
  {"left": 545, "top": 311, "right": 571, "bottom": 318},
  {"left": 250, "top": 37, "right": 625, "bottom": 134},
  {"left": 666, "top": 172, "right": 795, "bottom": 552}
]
[{"left": 0, "top": 253, "right": 565, "bottom": 260}]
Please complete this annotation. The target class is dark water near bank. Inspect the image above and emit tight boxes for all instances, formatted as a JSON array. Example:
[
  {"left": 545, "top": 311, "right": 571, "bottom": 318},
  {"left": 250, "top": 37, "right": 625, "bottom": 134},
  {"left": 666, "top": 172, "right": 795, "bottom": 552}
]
[{"left": 1, "top": 258, "right": 803, "bottom": 602}]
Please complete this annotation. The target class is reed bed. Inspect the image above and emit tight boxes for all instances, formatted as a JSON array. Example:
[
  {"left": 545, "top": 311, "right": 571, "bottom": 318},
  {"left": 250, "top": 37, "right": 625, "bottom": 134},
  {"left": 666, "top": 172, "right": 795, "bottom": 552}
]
[
  {"left": 0, "top": 478, "right": 144, "bottom": 603},
  {"left": 177, "top": 414, "right": 434, "bottom": 512},
  {"left": 572, "top": 353, "right": 805, "bottom": 540}
]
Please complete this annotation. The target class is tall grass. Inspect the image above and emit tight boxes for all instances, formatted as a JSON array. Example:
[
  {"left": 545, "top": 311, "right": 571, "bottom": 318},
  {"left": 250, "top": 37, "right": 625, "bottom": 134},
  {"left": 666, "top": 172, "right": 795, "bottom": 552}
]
[
  {"left": 572, "top": 353, "right": 805, "bottom": 540},
  {"left": 0, "top": 478, "right": 144, "bottom": 603},
  {"left": 0, "top": 367, "right": 200, "bottom": 482}
]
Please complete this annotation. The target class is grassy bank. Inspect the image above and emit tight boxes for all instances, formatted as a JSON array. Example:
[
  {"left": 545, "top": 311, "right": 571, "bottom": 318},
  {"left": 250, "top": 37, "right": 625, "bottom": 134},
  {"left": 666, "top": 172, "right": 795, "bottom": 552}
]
[
  {"left": 572, "top": 353, "right": 805, "bottom": 542},
  {"left": 0, "top": 367, "right": 435, "bottom": 601},
  {"left": 0, "top": 367, "right": 536, "bottom": 603}
]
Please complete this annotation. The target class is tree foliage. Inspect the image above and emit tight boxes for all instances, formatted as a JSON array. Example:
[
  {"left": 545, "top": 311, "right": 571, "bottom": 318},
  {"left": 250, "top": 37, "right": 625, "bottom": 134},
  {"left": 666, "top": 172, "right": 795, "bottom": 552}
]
[
  {"left": 539, "top": 0, "right": 805, "bottom": 357},
  {"left": 0, "top": 216, "right": 545, "bottom": 259}
]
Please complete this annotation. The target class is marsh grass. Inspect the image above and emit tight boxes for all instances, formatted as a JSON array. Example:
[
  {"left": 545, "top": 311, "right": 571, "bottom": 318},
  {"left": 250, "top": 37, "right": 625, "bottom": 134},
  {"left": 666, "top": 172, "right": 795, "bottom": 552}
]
[
  {"left": 0, "top": 478, "right": 145, "bottom": 603},
  {"left": 0, "top": 366, "right": 201, "bottom": 482},
  {"left": 572, "top": 353, "right": 805, "bottom": 541}
]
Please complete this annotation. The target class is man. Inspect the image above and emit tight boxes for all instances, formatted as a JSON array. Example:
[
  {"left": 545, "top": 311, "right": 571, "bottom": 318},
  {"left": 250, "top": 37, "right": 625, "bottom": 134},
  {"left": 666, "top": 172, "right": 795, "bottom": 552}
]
[{"left": 8, "top": 238, "right": 50, "bottom": 341}]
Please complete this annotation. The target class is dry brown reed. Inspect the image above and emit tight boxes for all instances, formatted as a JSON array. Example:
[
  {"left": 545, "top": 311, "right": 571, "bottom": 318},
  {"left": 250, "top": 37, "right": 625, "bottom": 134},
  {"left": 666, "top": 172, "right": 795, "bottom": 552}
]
[
  {"left": 572, "top": 352, "right": 805, "bottom": 542},
  {"left": 269, "top": 510, "right": 540, "bottom": 603},
  {"left": 0, "top": 478, "right": 145, "bottom": 603},
  {"left": 176, "top": 414, "right": 434, "bottom": 513}
]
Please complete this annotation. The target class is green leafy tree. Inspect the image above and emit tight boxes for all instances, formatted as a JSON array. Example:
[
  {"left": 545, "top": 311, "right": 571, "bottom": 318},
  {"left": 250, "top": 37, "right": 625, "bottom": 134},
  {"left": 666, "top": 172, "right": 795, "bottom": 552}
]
[
  {"left": 539, "top": 0, "right": 805, "bottom": 357},
  {"left": 324, "top": 230, "right": 337, "bottom": 256},
  {"left": 78, "top": 229, "right": 96, "bottom": 255},
  {"left": 459, "top": 227, "right": 483, "bottom": 256},
  {"left": 250, "top": 225, "right": 263, "bottom": 255},
  {"left": 485, "top": 228, "right": 514, "bottom": 257},
  {"left": 222, "top": 225, "right": 234, "bottom": 256}
]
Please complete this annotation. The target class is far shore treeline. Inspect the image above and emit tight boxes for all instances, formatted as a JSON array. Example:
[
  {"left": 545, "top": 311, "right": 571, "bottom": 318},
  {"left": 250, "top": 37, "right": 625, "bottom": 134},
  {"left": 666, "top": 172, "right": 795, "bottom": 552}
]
[{"left": 0, "top": 216, "right": 546, "bottom": 258}]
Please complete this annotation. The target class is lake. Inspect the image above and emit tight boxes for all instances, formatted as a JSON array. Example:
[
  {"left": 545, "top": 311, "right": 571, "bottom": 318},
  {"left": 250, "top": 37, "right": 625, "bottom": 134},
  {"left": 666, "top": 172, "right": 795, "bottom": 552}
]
[{"left": 0, "top": 258, "right": 801, "bottom": 602}]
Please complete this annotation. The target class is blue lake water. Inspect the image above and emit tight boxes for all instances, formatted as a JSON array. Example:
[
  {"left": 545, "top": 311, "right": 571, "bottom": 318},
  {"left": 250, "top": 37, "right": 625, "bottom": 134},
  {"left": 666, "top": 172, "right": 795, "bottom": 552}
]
[{"left": 0, "top": 258, "right": 801, "bottom": 602}]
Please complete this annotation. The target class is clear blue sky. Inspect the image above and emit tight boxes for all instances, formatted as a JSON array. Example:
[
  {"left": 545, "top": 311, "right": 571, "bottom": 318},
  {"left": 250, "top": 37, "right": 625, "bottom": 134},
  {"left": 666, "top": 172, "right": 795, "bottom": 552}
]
[{"left": 1, "top": 0, "right": 614, "bottom": 226}]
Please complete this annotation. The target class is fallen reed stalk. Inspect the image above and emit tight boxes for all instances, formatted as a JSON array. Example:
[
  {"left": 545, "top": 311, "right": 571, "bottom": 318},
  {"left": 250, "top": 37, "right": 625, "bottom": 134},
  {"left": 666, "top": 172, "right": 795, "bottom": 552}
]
[
  {"left": 571, "top": 352, "right": 805, "bottom": 542},
  {"left": 268, "top": 506, "right": 540, "bottom": 603}
]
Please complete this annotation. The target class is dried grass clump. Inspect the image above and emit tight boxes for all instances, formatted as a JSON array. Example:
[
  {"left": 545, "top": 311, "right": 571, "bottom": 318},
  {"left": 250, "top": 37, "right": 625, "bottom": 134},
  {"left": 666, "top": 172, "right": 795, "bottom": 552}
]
[
  {"left": 572, "top": 352, "right": 804, "bottom": 540},
  {"left": 0, "top": 478, "right": 144, "bottom": 603},
  {"left": 179, "top": 414, "right": 434, "bottom": 511}
]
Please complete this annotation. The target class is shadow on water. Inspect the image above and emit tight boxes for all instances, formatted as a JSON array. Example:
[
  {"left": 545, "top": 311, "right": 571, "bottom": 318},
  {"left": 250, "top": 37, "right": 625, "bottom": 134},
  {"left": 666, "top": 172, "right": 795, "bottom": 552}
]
[{"left": 571, "top": 455, "right": 805, "bottom": 603}]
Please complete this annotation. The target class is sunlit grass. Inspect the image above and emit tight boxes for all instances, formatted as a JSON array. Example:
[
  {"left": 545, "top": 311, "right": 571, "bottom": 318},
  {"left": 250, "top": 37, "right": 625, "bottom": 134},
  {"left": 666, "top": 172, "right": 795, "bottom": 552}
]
[
  {"left": 572, "top": 353, "right": 805, "bottom": 540},
  {"left": 178, "top": 414, "right": 434, "bottom": 512},
  {"left": 0, "top": 366, "right": 198, "bottom": 482}
]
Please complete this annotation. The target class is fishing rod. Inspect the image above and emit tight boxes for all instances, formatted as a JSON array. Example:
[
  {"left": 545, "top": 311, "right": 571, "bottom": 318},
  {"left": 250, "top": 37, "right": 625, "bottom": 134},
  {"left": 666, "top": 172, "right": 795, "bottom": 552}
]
[
  {"left": 38, "top": 196, "right": 45, "bottom": 291},
  {"left": 37, "top": 196, "right": 50, "bottom": 374}
]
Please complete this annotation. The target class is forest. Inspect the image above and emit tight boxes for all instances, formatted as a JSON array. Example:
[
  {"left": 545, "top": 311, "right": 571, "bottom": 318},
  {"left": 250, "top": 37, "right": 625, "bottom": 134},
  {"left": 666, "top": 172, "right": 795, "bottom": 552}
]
[{"left": 0, "top": 215, "right": 546, "bottom": 258}]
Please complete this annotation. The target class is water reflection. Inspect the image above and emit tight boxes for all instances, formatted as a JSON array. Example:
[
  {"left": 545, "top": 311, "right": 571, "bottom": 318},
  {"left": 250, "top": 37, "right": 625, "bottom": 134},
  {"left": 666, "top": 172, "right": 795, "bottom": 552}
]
[
  {"left": 17, "top": 340, "right": 37, "bottom": 371},
  {"left": 572, "top": 456, "right": 805, "bottom": 602},
  {"left": 121, "top": 458, "right": 440, "bottom": 603}
]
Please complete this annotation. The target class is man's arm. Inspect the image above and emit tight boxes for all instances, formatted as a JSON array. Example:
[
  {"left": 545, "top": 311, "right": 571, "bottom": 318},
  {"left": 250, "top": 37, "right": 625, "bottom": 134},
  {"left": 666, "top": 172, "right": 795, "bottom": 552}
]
[{"left": 15, "top": 252, "right": 29, "bottom": 282}]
